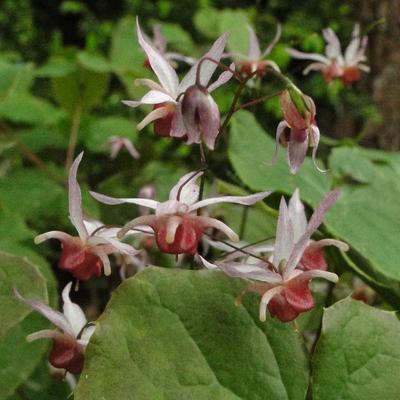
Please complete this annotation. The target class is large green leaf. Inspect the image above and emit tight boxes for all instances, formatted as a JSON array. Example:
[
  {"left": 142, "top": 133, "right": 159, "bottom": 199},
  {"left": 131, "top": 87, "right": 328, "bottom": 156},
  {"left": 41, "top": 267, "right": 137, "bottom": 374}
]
[
  {"left": 312, "top": 297, "right": 400, "bottom": 400},
  {"left": 0, "top": 251, "right": 50, "bottom": 400},
  {"left": 75, "top": 267, "right": 309, "bottom": 400},
  {"left": 0, "top": 251, "right": 48, "bottom": 338},
  {"left": 218, "top": 10, "right": 249, "bottom": 55},
  {"left": 228, "top": 110, "right": 331, "bottom": 206},
  {"left": 325, "top": 147, "right": 400, "bottom": 305}
]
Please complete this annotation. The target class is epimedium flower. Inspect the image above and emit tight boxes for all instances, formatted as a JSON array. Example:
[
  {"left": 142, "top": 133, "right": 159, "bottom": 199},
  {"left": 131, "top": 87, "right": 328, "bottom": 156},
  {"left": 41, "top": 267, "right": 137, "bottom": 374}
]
[
  {"left": 90, "top": 171, "right": 271, "bottom": 256},
  {"left": 274, "top": 88, "right": 321, "bottom": 174},
  {"left": 123, "top": 18, "right": 233, "bottom": 148},
  {"left": 228, "top": 24, "right": 282, "bottom": 78},
  {"left": 142, "top": 23, "right": 195, "bottom": 69},
  {"left": 200, "top": 189, "right": 348, "bottom": 322},
  {"left": 107, "top": 136, "right": 140, "bottom": 160},
  {"left": 287, "top": 24, "right": 369, "bottom": 85},
  {"left": 34, "top": 152, "right": 140, "bottom": 281},
  {"left": 15, "top": 282, "right": 95, "bottom": 374}
]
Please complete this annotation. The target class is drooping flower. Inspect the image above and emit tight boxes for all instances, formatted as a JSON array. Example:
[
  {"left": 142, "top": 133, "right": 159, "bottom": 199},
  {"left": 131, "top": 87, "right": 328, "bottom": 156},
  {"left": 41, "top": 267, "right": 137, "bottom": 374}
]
[
  {"left": 228, "top": 24, "right": 282, "bottom": 77},
  {"left": 274, "top": 88, "right": 321, "bottom": 174},
  {"left": 34, "top": 152, "right": 140, "bottom": 280},
  {"left": 287, "top": 24, "right": 369, "bottom": 85},
  {"left": 90, "top": 171, "right": 270, "bottom": 256},
  {"left": 200, "top": 189, "right": 348, "bottom": 322},
  {"left": 15, "top": 282, "right": 95, "bottom": 374},
  {"left": 123, "top": 18, "right": 233, "bottom": 148},
  {"left": 142, "top": 24, "right": 195, "bottom": 69},
  {"left": 107, "top": 136, "right": 140, "bottom": 160}
]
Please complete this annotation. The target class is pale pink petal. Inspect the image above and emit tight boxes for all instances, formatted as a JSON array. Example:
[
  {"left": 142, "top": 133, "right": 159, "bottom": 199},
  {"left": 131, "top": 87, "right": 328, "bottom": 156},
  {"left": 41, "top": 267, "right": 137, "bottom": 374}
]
[
  {"left": 309, "top": 125, "right": 327, "bottom": 173},
  {"left": 153, "top": 24, "right": 167, "bottom": 53},
  {"left": 68, "top": 152, "right": 89, "bottom": 240},
  {"left": 288, "top": 189, "right": 308, "bottom": 242},
  {"left": 189, "top": 191, "right": 270, "bottom": 212},
  {"left": 156, "top": 199, "right": 188, "bottom": 216},
  {"left": 201, "top": 94, "right": 221, "bottom": 151},
  {"left": 14, "top": 289, "right": 74, "bottom": 336},
  {"left": 290, "top": 269, "right": 339, "bottom": 284},
  {"left": 27, "top": 329, "right": 66, "bottom": 342},
  {"left": 344, "top": 24, "right": 360, "bottom": 64},
  {"left": 109, "top": 140, "right": 123, "bottom": 159},
  {"left": 273, "top": 197, "right": 294, "bottom": 270},
  {"left": 207, "top": 63, "right": 235, "bottom": 92},
  {"left": 77, "top": 324, "right": 96, "bottom": 347},
  {"left": 199, "top": 256, "right": 282, "bottom": 283},
  {"left": 100, "top": 237, "right": 141, "bottom": 258},
  {"left": 269, "top": 120, "right": 289, "bottom": 166},
  {"left": 137, "top": 106, "right": 171, "bottom": 131},
  {"left": 247, "top": 25, "right": 261, "bottom": 60},
  {"left": 170, "top": 102, "right": 187, "bottom": 138},
  {"left": 136, "top": 18, "right": 179, "bottom": 96},
  {"left": 169, "top": 171, "right": 202, "bottom": 205},
  {"left": 303, "top": 62, "right": 328, "bottom": 75},
  {"left": 34, "top": 231, "right": 73, "bottom": 245},
  {"left": 287, "top": 139, "right": 308, "bottom": 174},
  {"left": 262, "top": 23, "right": 282, "bottom": 57},
  {"left": 165, "top": 52, "right": 196, "bottom": 65},
  {"left": 323, "top": 28, "right": 342, "bottom": 59},
  {"left": 259, "top": 286, "right": 284, "bottom": 322},
  {"left": 197, "top": 216, "right": 239, "bottom": 242},
  {"left": 62, "top": 282, "right": 87, "bottom": 337},
  {"left": 178, "top": 32, "right": 230, "bottom": 93},
  {"left": 307, "top": 239, "right": 349, "bottom": 252},
  {"left": 165, "top": 215, "right": 182, "bottom": 244},
  {"left": 118, "top": 215, "right": 158, "bottom": 239},
  {"left": 122, "top": 139, "right": 140, "bottom": 159},
  {"left": 90, "top": 247, "right": 111, "bottom": 276},
  {"left": 90, "top": 191, "right": 159, "bottom": 209},
  {"left": 136, "top": 90, "right": 176, "bottom": 105},
  {"left": 284, "top": 189, "right": 341, "bottom": 276},
  {"left": 287, "top": 48, "right": 329, "bottom": 64},
  {"left": 122, "top": 100, "right": 142, "bottom": 108},
  {"left": 134, "top": 78, "right": 167, "bottom": 93}
]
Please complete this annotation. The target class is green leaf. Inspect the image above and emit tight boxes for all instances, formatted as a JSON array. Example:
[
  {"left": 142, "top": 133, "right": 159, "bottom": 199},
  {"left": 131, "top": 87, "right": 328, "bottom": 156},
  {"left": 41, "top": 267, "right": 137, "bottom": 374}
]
[
  {"left": 110, "top": 16, "right": 145, "bottom": 74},
  {"left": 75, "top": 267, "right": 309, "bottom": 399},
  {"left": 0, "top": 251, "right": 48, "bottom": 338},
  {"left": 0, "top": 169, "right": 66, "bottom": 222},
  {"left": 312, "top": 297, "right": 400, "bottom": 400},
  {"left": 77, "top": 51, "right": 111, "bottom": 73},
  {"left": 160, "top": 23, "right": 195, "bottom": 54},
  {"left": 0, "top": 206, "right": 35, "bottom": 242},
  {"left": 218, "top": 9, "right": 249, "bottom": 55},
  {"left": 36, "top": 57, "right": 76, "bottom": 78},
  {"left": 228, "top": 110, "right": 331, "bottom": 206},
  {"left": 0, "top": 60, "right": 34, "bottom": 99},
  {"left": 0, "top": 251, "right": 53, "bottom": 399},
  {"left": 194, "top": 7, "right": 220, "bottom": 39},
  {"left": 85, "top": 116, "right": 137, "bottom": 154},
  {"left": 325, "top": 147, "right": 400, "bottom": 306}
]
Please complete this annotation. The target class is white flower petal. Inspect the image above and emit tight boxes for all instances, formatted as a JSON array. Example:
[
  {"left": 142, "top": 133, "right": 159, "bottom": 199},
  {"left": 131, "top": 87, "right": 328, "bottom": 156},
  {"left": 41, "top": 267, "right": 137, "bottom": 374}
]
[
  {"left": 34, "top": 231, "right": 73, "bottom": 245},
  {"left": 259, "top": 286, "right": 283, "bottom": 322},
  {"left": 68, "top": 152, "right": 89, "bottom": 240},
  {"left": 62, "top": 282, "right": 87, "bottom": 337},
  {"left": 189, "top": 191, "right": 271, "bottom": 212},
  {"left": 247, "top": 25, "right": 261, "bottom": 60},
  {"left": 288, "top": 189, "right": 307, "bottom": 242},
  {"left": 287, "top": 48, "right": 330, "bottom": 64},
  {"left": 90, "top": 191, "right": 159, "bottom": 209},
  {"left": 137, "top": 106, "right": 171, "bottom": 131},
  {"left": 136, "top": 18, "right": 179, "bottom": 97},
  {"left": 169, "top": 171, "right": 202, "bottom": 205}
]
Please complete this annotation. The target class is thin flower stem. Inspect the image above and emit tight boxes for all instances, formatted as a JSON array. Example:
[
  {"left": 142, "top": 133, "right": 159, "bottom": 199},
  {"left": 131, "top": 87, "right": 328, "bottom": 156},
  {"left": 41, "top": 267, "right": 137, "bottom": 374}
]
[
  {"left": 220, "top": 235, "right": 275, "bottom": 259},
  {"left": 0, "top": 121, "right": 65, "bottom": 187},
  {"left": 65, "top": 105, "right": 82, "bottom": 174},
  {"left": 205, "top": 232, "right": 272, "bottom": 265},
  {"left": 235, "top": 90, "right": 285, "bottom": 111}
]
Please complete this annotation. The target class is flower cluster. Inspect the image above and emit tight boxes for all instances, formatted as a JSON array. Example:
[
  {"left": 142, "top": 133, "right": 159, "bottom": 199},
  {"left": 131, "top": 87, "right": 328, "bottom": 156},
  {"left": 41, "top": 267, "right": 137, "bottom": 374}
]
[
  {"left": 288, "top": 24, "right": 369, "bottom": 85},
  {"left": 14, "top": 18, "right": 359, "bottom": 378}
]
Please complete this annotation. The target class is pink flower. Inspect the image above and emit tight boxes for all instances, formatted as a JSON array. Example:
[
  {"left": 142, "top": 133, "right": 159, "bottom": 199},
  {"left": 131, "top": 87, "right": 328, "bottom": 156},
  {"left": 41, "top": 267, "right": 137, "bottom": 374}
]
[
  {"left": 90, "top": 171, "right": 270, "bottom": 256},
  {"left": 274, "top": 89, "right": 321, "bottom": 174},
  {"left": 287, "top": 24, "right": 369, "bottom": 85},
  {"left": 107, "top": 136, "right": 140, "bottom": 160},
  {"left": 200, "top": 189, "right": 348, "bottom": 322},
  {"left": 142, "top": 24, "right": 195, "bottom": 69},
  {"left": 229, "top": 24, "right": 282, "bottom": 77},
  {"left": 34, "top": 152, "right": 140, "bottom": 280},
  {"left": 123, "top": 18, "right": 233, "bottom": 148},
  {"left": 15, "top": 283, "right": 95, "bottom": 374}
]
